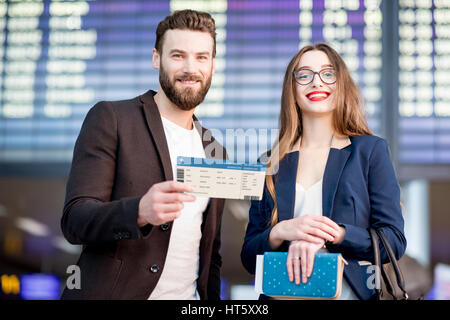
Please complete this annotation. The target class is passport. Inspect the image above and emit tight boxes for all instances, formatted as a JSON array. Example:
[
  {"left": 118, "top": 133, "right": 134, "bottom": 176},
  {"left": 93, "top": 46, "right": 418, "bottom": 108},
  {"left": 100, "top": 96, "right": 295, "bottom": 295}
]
[{"left": 255, "top": 251, "right": 348, "bottom": 299}]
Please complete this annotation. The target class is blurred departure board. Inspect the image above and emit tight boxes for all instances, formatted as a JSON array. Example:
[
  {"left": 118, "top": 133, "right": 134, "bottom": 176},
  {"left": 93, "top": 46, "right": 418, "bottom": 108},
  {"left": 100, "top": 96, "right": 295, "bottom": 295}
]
[
  {"left": 398, "top": 0, "right": 450, "bottom": 164},
  {"left": 2, "top": 0, "right": 445, "bottom": 177}
]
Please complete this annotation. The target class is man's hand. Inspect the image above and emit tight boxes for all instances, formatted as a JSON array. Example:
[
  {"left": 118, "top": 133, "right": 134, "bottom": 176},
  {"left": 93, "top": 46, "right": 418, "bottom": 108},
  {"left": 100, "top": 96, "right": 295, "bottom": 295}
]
[{"left": 137, "top": 181, "right": 196, "bottom": 227}]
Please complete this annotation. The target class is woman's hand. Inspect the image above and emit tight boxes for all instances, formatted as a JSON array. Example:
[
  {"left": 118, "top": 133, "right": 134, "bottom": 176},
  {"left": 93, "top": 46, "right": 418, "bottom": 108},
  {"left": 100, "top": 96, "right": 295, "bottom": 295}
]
[
  {"left": 333, "top": 225, "right": 346, "bottom": 245},
  {"left": 287, "top": 239, "right": 325, "bottom": 285},
  {"left": 268, "top": 214, "right": 341, "bottom": 250}
]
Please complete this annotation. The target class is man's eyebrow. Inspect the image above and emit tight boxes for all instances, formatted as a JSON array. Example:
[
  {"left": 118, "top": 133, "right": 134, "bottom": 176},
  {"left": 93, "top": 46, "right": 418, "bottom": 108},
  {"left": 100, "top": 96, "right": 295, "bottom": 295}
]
[
  {"left": 169, "top": 49, "right": 186, "bottom": 54},
  {"left": 168, "top": 49, "right": 211, "bottom": 56},
  {"left": 196, "top": 51, "right": 211, "bottom": 56}
]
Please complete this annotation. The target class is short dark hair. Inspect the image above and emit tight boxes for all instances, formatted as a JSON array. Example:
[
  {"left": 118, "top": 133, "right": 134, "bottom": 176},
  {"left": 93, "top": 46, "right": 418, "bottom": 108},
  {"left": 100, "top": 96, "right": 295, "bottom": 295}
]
[{"left": 155, "top": 9, "right": 216, "bottom": 57}]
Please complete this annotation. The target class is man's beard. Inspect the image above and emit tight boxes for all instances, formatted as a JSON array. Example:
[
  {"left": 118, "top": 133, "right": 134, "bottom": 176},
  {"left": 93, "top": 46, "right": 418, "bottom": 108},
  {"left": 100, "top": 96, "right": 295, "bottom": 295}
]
[{"left": 159, "top": 64, "right": 212, "bottom": 111}]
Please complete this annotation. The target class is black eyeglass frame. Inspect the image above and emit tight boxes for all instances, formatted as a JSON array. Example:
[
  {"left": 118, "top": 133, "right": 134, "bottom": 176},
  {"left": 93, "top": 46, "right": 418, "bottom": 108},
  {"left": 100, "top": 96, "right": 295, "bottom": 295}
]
[{"left": 293, "top": 68, "right": 337, "bottom": 85}]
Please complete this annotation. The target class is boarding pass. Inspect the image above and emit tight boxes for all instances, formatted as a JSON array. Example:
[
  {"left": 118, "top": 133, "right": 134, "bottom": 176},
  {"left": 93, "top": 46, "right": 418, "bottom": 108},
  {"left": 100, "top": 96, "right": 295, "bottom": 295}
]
[{"left": 176, "top": 156, "right": 267, "bottom": 200}]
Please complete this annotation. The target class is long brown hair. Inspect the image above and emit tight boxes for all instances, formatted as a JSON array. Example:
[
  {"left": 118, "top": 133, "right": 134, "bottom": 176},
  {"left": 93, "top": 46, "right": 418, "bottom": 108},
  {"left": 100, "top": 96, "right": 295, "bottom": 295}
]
[{"left": 266, "top": 43, "right": 373, "bottom": 226}]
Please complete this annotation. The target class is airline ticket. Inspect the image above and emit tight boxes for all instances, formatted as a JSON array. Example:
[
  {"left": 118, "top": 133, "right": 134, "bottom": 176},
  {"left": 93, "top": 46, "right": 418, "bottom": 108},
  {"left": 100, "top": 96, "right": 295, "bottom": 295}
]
[{"left": 176, "top": 156, "right": 267, "bottom": 200}]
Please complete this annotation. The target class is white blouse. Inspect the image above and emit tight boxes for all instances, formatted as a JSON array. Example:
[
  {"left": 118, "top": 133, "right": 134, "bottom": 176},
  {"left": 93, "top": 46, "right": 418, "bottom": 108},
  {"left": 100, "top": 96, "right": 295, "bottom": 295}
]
[
  {"left": 293, "top": 179, "right": 359, "bottom": 300},
  {"left": 148, "top": 116, "right": 209, "bottom": 300}
]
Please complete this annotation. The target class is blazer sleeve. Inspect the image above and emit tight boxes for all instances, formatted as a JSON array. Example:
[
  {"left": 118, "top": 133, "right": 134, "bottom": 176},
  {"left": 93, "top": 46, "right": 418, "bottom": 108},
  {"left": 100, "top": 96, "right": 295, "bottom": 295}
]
[
  {"left": 61, "top": 101, "right": 145, "bottom": 245},
  {"left": 241, "top": 183, "right": 288, "bottom": 275},
  {"left": 327, "top": 139, "right": 407, "bottom": 263}
]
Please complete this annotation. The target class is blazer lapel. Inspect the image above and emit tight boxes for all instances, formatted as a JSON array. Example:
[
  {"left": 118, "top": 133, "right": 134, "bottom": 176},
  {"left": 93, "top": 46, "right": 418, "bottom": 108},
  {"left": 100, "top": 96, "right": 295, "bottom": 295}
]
[
  {"left": 272, "top": 135, "right": 351, "bottom": 221},
  {"left": 322, "top": 145, "right": 352, "bottom": 219},
  {"left": 274, "top": 151, "right": 298, "bottom": 222},
  {"left": 140, "top": 90, "right": 173, "bottom": 180},
  {"left": 193, "top": 115, "right": 226, "bottom": 161},
  {"left": 193, "top": 115, "right": 213, "bottom": 158}
]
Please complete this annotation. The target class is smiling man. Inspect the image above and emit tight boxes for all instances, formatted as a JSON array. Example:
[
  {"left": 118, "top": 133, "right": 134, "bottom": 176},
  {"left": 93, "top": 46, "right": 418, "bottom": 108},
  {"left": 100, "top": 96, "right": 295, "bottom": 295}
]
[{"left": 60, "top": 10, "right": 226, "bottom": 300}]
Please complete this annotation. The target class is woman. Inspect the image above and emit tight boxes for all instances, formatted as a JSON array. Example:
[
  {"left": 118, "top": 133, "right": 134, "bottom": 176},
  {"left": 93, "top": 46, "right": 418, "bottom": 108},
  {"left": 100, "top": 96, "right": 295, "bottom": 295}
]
[{"left": 240, "top": 43, "right": 406, "bottom": 300}]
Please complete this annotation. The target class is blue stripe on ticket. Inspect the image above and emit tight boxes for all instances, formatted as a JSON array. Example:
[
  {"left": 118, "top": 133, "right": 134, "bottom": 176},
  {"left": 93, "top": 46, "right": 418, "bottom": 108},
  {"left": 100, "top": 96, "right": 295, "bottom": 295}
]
[{"left": 177, "top": 156, "right": 267, "bottom": 172}]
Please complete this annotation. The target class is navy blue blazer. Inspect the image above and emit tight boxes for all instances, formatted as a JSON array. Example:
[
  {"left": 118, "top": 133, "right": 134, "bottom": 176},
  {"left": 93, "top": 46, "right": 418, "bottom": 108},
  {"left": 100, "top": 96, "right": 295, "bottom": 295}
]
[{"left": 241, "top": 135, "right": 407, "bottom": 300}]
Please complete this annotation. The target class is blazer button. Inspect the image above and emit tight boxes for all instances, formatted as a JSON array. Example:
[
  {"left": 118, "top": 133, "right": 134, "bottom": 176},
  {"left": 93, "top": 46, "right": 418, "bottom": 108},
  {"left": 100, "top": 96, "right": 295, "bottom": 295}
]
[
  {"left": 160, "top": 223, "right": 169, "bottom": 231},
  {"left": 150, "top": 264, "right": 159, "bottom": 273}
]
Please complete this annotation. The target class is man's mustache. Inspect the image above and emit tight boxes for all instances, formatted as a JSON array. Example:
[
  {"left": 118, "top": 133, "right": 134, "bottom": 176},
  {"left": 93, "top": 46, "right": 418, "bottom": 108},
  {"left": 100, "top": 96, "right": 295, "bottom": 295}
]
[{"left": 176, "top": 74, "right": 203, "bottom": 82}]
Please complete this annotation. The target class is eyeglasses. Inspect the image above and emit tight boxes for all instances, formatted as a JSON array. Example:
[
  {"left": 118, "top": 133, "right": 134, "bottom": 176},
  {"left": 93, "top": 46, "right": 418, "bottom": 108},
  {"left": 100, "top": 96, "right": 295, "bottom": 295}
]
[{"left": 293, "top": 68, "right": 336, "bottom": 85}]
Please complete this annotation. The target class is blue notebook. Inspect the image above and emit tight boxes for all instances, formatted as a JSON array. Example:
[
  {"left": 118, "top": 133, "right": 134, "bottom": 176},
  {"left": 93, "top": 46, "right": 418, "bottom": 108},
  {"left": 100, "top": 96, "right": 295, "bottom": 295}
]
[{"left": 258, "top": 252, "right": 347, "bottom": 299}]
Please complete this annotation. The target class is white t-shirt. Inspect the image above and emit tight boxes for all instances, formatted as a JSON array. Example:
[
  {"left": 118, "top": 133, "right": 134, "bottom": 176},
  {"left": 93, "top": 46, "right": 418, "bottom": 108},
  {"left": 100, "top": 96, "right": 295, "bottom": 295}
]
[
  {"left": 293, "top": 179, "right": 359, "bottom": 300},
  {"left": 148, "top": 116, "right": 210, "bottom": 300}
]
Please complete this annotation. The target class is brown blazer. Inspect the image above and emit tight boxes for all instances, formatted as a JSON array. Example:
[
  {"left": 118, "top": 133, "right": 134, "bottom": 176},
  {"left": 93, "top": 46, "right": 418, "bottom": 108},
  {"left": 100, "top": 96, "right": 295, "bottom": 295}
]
[{"left": 60, "top": 90, "right": 226, "bottom": 300}]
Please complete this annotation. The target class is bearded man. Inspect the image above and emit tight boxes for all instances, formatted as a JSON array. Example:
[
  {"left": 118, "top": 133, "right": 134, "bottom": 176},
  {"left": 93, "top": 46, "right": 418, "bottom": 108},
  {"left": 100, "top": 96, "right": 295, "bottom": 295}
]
[{"left": 60, "top": 10, "right": 226, "bottom": 300}]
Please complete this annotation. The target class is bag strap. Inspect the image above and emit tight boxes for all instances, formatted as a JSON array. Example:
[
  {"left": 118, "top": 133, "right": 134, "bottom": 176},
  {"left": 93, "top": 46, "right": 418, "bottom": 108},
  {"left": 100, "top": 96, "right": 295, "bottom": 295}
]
[
  {"left": 369, "top": 229, "right": 382, "bottom": 300},
  {"left": 375, "top": 229, "right": 409, "bottom": 300},
  {"left": 370, "top": 228, "right": 396, "bottom": 299},
  {"left": 369, "top": 228, "right": 408, "bottom": 300}
]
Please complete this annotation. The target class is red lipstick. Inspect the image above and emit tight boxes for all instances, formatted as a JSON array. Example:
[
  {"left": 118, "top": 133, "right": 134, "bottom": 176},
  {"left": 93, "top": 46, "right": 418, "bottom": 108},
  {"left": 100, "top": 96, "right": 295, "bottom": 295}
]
[{"left": 306, "top": 91, "right": 330, "bottom": 101}]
